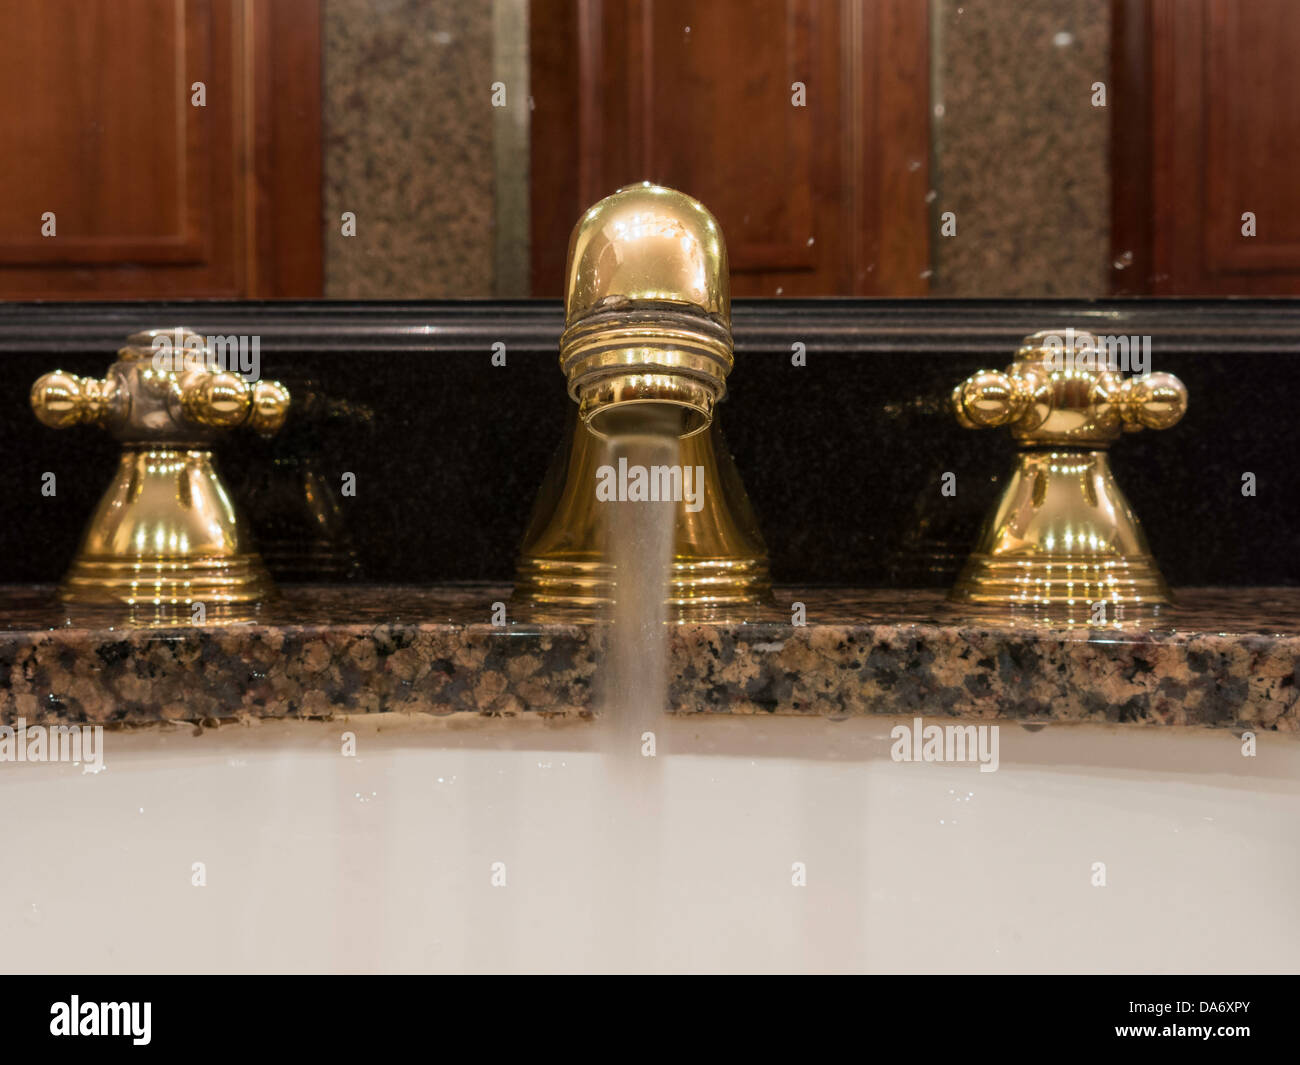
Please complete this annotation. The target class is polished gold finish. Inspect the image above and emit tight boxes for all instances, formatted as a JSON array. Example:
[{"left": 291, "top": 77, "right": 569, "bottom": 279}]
[
  {"left": 517, "top": 183, "right": 768, "bottom": 614},
  {"left": 950, "top": 329, "right": 1188, "bottom": 624},
  {"left": 31, "top": 328, "right": 290, "bottom": 607},
  {"left": 560, "top": 182, "right": 732, "bottom": 438},
  {"left": 515, "top": 409, "right": 769, "bottom": 617}
]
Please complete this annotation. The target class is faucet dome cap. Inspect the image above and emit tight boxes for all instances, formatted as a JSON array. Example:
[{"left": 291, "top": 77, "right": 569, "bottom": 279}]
[{"left": 564, "top": 182, "right": 730, "bottom": 326}]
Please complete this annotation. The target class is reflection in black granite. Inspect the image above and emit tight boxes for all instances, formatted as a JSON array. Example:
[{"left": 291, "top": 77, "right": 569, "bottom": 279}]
[{"left": 225, "top": 373, "right": 368, "bottom": 582}]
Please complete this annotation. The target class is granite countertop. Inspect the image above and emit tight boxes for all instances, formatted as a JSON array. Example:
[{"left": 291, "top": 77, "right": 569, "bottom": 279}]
[{"left": 0, "top": 585, "right": 1296, "bottom": 731}]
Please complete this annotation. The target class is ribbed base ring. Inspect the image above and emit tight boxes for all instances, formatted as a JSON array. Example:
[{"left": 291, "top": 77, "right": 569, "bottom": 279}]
[
  {"left": 60, "top": 554, "right": 275, "bottom": 606},
  {"left": 513, "top": 555, "right": 770, "bottom": 620},
  {"left": 949, "top": 552, "right": 1173, "bottom": 625}
]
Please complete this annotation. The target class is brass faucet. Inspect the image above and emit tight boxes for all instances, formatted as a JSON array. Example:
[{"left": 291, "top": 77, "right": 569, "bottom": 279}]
[
  {"left": 515, "top": 183, "right": 769, "bottom": 613},
  {"left": 30, "top": 327, "right": 290, "bottom": 607},
  {"left": 950, "top": 329, "right": 1187, "bottom": 624}
]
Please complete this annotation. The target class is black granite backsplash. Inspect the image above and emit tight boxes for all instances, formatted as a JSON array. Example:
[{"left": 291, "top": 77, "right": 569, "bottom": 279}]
[{"left": 1, "top": 299, "right": 1296, "bottom": 587}]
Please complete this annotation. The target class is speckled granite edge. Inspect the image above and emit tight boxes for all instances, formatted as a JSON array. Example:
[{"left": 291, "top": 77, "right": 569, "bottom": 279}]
[
  {"left": 677, "top": 623, "right": 1297, "bottom": 731},
  {"left": 1, "top": 587, "right": 1297, "bottom": 731}
]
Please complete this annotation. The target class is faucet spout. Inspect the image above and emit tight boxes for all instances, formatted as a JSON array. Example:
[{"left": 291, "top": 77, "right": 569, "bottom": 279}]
[
  {"left": 560, "top": 182, "right": 732, "bottom": 439},
  {"left": 515, "top": 183, "right": 769, "bottom": 616}
]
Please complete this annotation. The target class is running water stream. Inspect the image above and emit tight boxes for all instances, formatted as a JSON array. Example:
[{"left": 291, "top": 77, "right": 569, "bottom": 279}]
[
  {"left": 592, "top": 418, "right": 681, "bottom": 966},
  {"left": 601, "top": 429, "right": 679, "bottom": 766}
]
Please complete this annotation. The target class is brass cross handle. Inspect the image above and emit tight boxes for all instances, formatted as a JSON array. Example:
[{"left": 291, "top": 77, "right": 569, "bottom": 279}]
[
  {"left": 951, "top": 329, "right": 1187, "bottom": 447},
  {"left": 31, "top": 327, "right": 290, "bottom": 440},
  {"left": 28, "top": 328, "right": 290, "bottom": 609},
  {"left": 29, "top": 370, "right": 123, "bottom": 430}
]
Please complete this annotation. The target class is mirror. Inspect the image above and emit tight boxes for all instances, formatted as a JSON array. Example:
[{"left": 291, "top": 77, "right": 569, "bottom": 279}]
[{"left": 0, "top": 0, "right": 1295, "bottom": 299}]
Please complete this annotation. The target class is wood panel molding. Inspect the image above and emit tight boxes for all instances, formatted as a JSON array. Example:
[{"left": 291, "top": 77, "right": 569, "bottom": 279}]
[
  {"left": 1112, "top": 0, "right": 1300, "bottom": 294},
  {"left": 530, "top": 0, "right": 930, "bottom": 298},
  {"left": 0, "top": 0, "right": 321, "bottom": 298},
  {"left": 1202, "top": 0, "right": 1300, "bottom": 276}
]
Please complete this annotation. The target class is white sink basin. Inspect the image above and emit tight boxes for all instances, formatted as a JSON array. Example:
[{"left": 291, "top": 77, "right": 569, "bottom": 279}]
[{"left": 1, "top": 715, "right": 1295, "bottom": 973}]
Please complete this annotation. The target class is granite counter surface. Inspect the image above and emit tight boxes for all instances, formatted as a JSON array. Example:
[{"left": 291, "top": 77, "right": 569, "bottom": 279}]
[{"left": 0, "top": 586, "right": 1296, "bottom": 731}]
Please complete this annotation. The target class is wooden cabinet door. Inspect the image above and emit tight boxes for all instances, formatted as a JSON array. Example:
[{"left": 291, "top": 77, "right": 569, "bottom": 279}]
[
  {"left": 0, "top": 0, "right": 322, "bottom": 298},
  {"left": 1113, "top": 0, "right": 1300, "bottom": 294},
  {"left": 530, "top": 0, "right": 931, "bottom": 298}
]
